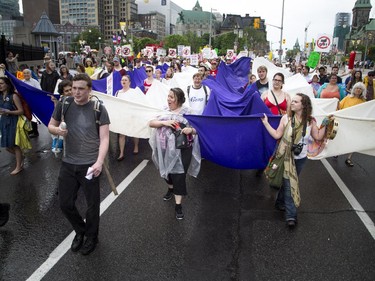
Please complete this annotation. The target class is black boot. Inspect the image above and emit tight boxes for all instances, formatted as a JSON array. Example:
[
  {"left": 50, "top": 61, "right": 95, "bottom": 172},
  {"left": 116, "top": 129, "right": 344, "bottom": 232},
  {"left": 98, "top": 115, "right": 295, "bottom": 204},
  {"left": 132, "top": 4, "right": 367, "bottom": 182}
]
[
  {"left": 29, "top": 121, "right": 39, "bottom": 138},
  {"left": 0, "top": 203, "right": 10, "bottom": 227}
]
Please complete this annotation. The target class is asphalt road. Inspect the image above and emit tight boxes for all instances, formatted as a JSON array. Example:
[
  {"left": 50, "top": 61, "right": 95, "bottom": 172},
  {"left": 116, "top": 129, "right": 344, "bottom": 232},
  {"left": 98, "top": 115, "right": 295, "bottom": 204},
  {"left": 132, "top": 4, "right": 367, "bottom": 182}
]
[{"left": 0, "top": 125, "right": 374, "bottom": 281}]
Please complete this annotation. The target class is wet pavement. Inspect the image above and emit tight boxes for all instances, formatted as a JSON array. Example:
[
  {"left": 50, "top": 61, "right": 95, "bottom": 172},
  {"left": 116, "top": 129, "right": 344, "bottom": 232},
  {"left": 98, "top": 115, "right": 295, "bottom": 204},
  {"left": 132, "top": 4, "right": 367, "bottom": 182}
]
[{"left": 1, "top": 124, "right": 375, "bottom": 281}]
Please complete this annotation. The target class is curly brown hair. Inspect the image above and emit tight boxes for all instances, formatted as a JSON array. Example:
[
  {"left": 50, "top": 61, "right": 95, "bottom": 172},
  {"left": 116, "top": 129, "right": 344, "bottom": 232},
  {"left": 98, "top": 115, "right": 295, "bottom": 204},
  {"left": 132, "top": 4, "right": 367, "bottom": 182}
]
[{"left": 288, "top": 93, "right": 313, "bottom": 124}]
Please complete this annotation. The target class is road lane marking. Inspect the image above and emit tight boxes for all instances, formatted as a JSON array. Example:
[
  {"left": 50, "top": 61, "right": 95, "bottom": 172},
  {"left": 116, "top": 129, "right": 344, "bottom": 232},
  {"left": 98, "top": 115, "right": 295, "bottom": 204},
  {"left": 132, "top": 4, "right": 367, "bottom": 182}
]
[
  {"left": 26, "top": 160, "right": 149, "bottom": 281},
  {"left": 321, "top": 159, "right": 375, "bottom": 240}
]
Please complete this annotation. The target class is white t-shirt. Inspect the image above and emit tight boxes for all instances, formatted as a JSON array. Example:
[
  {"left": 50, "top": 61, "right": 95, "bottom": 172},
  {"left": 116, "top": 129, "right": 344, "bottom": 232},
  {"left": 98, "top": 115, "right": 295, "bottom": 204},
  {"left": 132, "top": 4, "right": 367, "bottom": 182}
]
[
  {"left": 294, "top": 124, "right": 311, "bottom": 159},
  {"left": 187, "top": 85, "right": 210, "bottom": 115},
  {"left": 23, "top": 78, "right": 42, "bottom": 90},
  {"left": 116, "top": 88, "right": 140, "bottom": 100}
]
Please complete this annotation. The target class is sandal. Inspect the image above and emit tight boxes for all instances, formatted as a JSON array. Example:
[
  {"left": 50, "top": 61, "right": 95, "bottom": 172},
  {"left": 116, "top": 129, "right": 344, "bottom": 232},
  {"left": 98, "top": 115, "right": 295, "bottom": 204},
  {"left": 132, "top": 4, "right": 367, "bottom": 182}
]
[{"left": 345, "top": 159, "right": 354, "bottom": 167}]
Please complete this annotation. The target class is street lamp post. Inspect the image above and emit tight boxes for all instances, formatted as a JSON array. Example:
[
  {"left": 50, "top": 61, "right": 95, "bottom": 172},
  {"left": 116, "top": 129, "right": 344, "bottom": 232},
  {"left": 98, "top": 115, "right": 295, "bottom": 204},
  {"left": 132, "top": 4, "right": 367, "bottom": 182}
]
[
  {"left": 233, "top": 25, "right": 243, "bottom": 53},
  {"left": 278, "top": 0, "right": 285, "bottom": 63},
  {"left": 208, "top": 8, "right": 217, "bottom": 47}
]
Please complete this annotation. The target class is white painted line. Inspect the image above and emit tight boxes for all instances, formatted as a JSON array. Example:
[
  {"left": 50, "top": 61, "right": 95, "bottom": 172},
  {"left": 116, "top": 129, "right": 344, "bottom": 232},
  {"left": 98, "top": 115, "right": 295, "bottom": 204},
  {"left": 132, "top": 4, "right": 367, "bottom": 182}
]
[
  {"left": 26, "top": 160, "right": 149, "bottom": 281},
  {"left": 321, "top": 159, "right": 375, "bottom": 240}
]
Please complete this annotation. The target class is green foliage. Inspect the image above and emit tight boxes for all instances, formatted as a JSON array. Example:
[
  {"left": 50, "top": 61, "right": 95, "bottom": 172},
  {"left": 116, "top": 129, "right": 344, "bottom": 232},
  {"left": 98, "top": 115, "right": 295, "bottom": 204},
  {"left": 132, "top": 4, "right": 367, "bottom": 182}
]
[
  {"left": 184, "top": 31, "right": 206, "bottom": 53},
  {"left": 132, "top": 37, "right": 159, "bottom": 53},
  {"left": 213, "top": 26, "right": 268, "bottom": 55},
  {"left": 163, "top": 35, "right": 189, "bottom": 49},
  {"left": 285, "top": 49, "right": 299, "bottom": 60},
  {"left": 215, "top": 32, "right": 237, "bottom": 55},
  {"left": 366, "top": 46, "right": 375, "bottom": 61},
  {"left": 71, "top": 27, "right": 104, "bottom": 52}
]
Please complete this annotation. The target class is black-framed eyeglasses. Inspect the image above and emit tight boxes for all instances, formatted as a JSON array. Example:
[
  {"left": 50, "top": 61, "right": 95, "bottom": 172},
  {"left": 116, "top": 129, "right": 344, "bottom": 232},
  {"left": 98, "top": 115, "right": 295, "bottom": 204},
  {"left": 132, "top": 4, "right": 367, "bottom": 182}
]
[
  {"left": 146, "top": 70, "right": 152, "bottom": 73},
  {"left": 273, "top": 79, "right": 283, "bottom": 83}
]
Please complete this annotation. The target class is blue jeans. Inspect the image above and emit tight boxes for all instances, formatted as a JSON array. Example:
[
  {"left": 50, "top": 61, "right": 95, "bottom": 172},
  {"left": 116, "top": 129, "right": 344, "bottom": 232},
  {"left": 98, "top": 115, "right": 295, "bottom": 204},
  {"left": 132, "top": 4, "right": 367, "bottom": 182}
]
[{"left": 275, "top": 157, "right": 307, "bottom": 221}]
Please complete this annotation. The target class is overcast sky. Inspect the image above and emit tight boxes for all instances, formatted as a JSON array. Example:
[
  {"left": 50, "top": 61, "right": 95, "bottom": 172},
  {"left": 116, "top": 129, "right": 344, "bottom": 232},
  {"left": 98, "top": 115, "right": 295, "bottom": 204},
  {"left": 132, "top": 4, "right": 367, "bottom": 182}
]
[
  {"left": 173, "top": 0, "right": 375, "bottom": 50},
  {"left": 19, "top": 0, "right": 375, "bottom": 50}
]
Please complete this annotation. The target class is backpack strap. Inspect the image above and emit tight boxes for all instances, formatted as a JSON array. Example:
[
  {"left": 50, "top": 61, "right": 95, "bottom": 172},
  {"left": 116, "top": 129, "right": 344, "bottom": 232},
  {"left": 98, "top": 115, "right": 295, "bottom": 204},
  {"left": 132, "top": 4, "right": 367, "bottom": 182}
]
[
  {"left": 270, "top": 90, "right": 282, "bottom": 115},
  {"left": 60, "top": 96, "right": 102, "bottom": 131},
  {"left": 90, "top": 95, "right": 102, "bottom": 131},
  {"left": 187, "top": 85, "right": 208, "bottom": 104},
  {"left": 61, "top": 96, "right": 73, "bottom": 122},
  {"left": 203, "top": 85, "right": 208, "bottom": 105}
]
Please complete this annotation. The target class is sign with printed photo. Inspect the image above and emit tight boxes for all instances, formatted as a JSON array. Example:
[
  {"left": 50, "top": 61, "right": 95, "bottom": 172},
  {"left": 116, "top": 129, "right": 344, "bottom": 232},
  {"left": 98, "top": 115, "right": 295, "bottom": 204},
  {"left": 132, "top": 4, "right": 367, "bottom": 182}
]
[
  {"left": 104, "top": 46, "right": 112, "bottom": 55},
  {"left": 85, "top": 45, "right": 91, "bottom": 53},
  {"left": 142, "top": 47, "right": 153, "bottom": 57},
  {"left": 189, "top": 54, "right": 199, "bottom": 66},
  {"left": 122, "top": 45, "right": 132, "bottom": 57},
  {"left": 115, "top": 46, "right": 122, "bottom": 55},
  {"left": 177, "top": 45, "right": 184, "bottom": 56},
  {"left": 182, "top": 46, "right": 191, "bottom": 57},
  {"left": 226, "top": 49, "right": 235, "bottom": 59},
  {"left": 168, "top": 48, "right": 177, "bottom": 58},
  {"left": 156, "top": 48, "right": 166, "bottom": 57},
  {"left": 202, "top": 47, "right": 211, "bottom": 59}
]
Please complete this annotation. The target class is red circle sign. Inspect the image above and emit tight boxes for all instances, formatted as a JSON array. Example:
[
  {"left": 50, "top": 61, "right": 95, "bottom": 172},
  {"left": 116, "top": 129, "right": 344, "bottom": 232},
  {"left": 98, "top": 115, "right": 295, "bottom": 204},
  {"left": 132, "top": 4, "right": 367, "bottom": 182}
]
[
  {"left": 317, "top": 36, "right": 331, "bottom": 49},
  {"left": 123, "top": 47, "right": 130, "bottom": 55}
]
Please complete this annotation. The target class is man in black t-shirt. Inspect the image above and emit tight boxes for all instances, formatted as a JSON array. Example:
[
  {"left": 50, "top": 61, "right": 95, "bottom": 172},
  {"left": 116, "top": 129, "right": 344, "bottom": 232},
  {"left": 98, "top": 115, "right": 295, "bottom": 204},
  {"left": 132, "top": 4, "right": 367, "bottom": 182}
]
[
  {"left": 249, "top": 65, "right": 269, "bottom": 95},
  {"left": 48, "top": 74, "right": 110, "bottom": 256}
]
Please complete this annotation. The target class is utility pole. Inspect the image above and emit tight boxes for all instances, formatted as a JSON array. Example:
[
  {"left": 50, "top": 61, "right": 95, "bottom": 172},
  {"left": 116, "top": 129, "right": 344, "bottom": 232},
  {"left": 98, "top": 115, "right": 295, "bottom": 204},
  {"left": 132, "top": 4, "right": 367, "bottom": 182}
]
[
  {"left": 304, "top": 22, "right": 311, "bottom": 58},
  {"left": 209, "top": 8, "right": 213, "bottom": 47},
  {"left": 278, "top": 0, "right": 285, "bottom": 63}
]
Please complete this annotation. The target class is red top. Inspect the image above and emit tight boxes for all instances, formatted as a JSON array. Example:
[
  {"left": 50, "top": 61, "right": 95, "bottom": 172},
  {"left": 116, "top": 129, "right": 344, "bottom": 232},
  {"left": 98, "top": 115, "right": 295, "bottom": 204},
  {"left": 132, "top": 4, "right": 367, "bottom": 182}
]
[
  {"left": 143, "top": 80, "right": 152, "bottom": 94},
  {"left": 264, "top": 96, "right": 287, "bottom": 115},
  {"left": 210, "top": 69, "right": 218, "bottom": 77}
]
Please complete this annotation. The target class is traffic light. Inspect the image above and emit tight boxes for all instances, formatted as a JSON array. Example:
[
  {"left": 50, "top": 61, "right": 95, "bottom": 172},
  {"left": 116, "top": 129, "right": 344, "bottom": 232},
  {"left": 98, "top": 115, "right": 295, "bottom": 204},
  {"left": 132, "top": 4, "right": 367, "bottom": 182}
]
[
  {"left": 282, "top": 38, "right": 286, "bottom": 45},
  {"left": 254, "top": 18, "right": 260, "bottom": 29},
  {"left": 305, "top": 42, "right": 309, "bottom": 48}
]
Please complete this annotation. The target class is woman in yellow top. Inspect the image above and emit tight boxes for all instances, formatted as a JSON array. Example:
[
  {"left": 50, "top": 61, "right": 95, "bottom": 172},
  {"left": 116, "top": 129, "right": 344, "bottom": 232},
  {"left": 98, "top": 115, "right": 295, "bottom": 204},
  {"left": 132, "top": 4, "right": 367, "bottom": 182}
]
[
  {"left": 339, "top": 82, "right": 367, "bottom": 167},
  {"left": 363, "top": 71, "right": 374, "bottom": 101},
  {"left": 84, "top": 58, "right": 96, "bottom": 77}
]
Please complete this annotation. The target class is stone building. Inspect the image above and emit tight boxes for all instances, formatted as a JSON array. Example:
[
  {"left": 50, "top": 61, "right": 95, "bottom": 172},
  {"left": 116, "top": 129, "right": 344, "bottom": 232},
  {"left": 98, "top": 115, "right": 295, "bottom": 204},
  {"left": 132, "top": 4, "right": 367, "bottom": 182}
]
[
  {"left": 345, "top": 0, "right": 374, "bottom": 56},
  {"left": 175, "top": 1, "right": 217, "bottom": 38}
]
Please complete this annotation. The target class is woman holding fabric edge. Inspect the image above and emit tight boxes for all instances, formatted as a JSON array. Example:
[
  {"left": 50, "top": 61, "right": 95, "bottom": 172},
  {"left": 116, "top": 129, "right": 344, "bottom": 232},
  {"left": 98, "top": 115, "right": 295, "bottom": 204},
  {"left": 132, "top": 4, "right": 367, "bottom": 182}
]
[
  {"left": 261, "top": 93, "right": 326, "bottom": 228},
  {"left": 149, "top": 87, "right": 201, "bottom": 220},
  {"left": 0, "top": 76, "right": 24, "bottom": 175},
  {"left": 115, "top": 75, "right": 140, "bottom": 160}
]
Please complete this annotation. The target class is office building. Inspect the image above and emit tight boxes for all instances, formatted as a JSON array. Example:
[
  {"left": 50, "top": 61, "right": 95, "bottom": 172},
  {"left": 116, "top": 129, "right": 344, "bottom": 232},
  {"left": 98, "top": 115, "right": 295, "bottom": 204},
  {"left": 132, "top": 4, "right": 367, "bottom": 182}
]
[{"left": 22, "top": 0, "right": 60, "bottom": 26}]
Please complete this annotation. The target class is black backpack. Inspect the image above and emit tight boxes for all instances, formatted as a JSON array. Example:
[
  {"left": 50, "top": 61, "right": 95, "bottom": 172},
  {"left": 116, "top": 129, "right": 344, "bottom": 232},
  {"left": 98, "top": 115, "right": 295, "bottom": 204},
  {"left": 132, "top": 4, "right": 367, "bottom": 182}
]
[
  {"left": 187, "top": 85, "right": 209, "bottom": 105},
  {"left": 60, "top": 96, "right": 102, "bottom": 131}
]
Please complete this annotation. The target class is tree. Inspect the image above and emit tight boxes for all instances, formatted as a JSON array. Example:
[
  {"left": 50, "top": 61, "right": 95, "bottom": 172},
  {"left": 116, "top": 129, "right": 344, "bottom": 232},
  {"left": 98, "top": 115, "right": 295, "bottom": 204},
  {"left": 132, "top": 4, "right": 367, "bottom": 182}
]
[
  {"left": 184, "top": 31, "right": 205, "bottom": 53},
  {"left": 285, "top": 49, "right": 299, "bottom": 61},
  {"left": 132, "top": 37, "right": 159, "bottom": 53},
  {"left": 214, "top": 26, "right": 268, "bottom": 56},
  {"left": 215, "top": 32, "right": 237, "bottom": 55},
  {"left": 163, "top": 34, "right": 189, "bottom": 50},
  {"left": 367, "top": 46, "right": 375, "bottom": 61},
  {"left": 71, "top": 27, "right": 104, "bottom": 52}
]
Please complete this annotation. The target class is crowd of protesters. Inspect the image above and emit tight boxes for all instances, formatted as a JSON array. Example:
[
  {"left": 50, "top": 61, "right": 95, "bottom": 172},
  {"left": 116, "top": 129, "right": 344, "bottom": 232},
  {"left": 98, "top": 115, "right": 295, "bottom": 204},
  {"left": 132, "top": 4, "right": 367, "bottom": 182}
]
[{"left": 1, "top": 48, "right": 374, "bottom": 253}]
